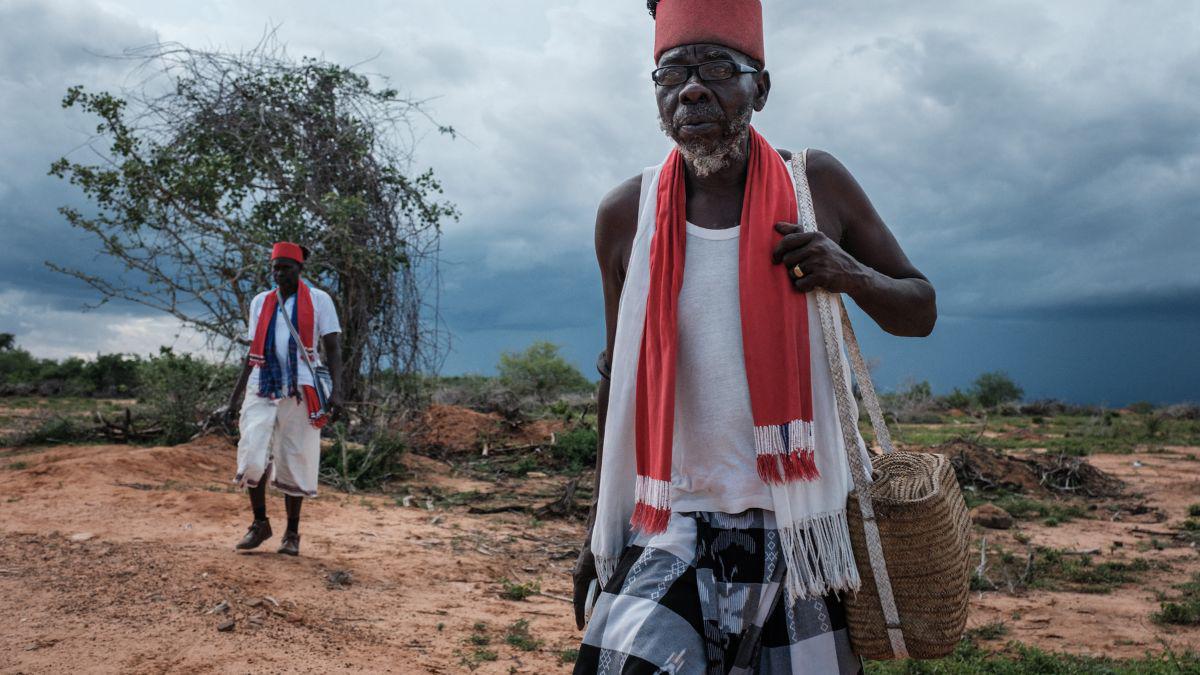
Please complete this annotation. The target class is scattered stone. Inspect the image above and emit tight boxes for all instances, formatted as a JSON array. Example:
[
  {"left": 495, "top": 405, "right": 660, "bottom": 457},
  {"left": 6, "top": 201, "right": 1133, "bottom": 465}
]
[
  {"left": 326, "top": 569, "right": 353, "bottom": 589},
  {"left": 526, "top": 471, "right": 548, "bottom": 479},
  {"left": 245, "top": 598, "right": 263, "bottom": 608},
  {"left": 217, "top": 619, "right": 236, "bottom": 632},
  {"left": 970, "top": 504, "right": 1014, "bottom": 530},
  {"left": 401, "top": 495, "right": 416, "bottom": 507},
  {"left": 264, "top": 596, "right": 279, "bottom": 607},
  {"left": 69, "top": 532, "right": 94, "bottom": 543},
  {"left": 208, "top": 600, "right": 230, "bottom": 614}
]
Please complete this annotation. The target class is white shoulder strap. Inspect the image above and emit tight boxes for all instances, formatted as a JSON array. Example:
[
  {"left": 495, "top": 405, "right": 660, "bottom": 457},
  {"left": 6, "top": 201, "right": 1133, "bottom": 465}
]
[{"left": 792, "top": 150, "right": 908, "bottom": 658}]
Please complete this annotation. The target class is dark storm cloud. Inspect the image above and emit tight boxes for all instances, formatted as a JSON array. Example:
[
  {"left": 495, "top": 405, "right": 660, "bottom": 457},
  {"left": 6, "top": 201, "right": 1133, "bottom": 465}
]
[{"left": 1, "top": 1, "right": 1196, "bottom": 401}]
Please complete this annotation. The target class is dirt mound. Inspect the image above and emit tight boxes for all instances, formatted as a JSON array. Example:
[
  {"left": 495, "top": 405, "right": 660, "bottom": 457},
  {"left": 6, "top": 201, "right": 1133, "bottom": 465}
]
[
  {"left": 929, "top": 438, "right": 1123, "bottom": 498},
  {"left": 410, "top": 404, "right": 566, "bottom": 456},
  {"left": 414, "top": 404, "right": 506, "bottom": 453},
  {"left": 934, "top": 438, "right": 1050, "bottom": 494}
]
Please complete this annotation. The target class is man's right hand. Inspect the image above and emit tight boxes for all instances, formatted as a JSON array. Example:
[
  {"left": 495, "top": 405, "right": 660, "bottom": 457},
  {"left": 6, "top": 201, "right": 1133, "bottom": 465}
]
[{"left": 572, "top": 544, "right": 598, "bottom": 630}]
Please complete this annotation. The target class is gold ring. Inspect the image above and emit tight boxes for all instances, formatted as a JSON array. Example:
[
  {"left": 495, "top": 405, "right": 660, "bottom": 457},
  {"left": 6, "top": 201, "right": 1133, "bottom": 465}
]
[{"left": 792, "top": 264, "right": 805, "bottom": 279}]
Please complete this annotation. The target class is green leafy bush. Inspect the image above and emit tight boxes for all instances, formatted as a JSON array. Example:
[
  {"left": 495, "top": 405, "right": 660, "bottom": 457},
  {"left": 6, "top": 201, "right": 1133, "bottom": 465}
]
[
  {"left": 498, "top": 342, "right": 592, "bottom": 405},
  {"left": 553, "top": 427, "right": 598, "bottom": 471},
  {"left": 6, "top": 416, "right": 95, "bottom": 446},
  {"left": 972, "top": 371, "right": 1024, "bottom": 408},
  {"left": 320, "top": 428, "right": 407, "bottom": 490},
  {"left": 137, "top": 348, "right": 237, "bottom": 444},
  {"left": 940, "top": 387, "right": 975, "bottom": 410}
]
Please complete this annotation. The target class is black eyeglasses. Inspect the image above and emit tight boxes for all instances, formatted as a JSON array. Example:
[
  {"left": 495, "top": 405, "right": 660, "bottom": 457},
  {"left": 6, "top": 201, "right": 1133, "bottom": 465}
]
[{"left": 651, "top": 60, "right": 759, "bottom": 87}]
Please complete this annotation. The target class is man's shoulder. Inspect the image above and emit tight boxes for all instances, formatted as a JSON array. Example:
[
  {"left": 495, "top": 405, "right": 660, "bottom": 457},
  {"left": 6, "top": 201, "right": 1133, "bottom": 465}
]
[
  {"left": 801, "top": 148, "right": 848, "bottom": 180},
  {"left": 595, "top": 173, "right": 642, "bottom": 250},
  {"left": 598, "top": 173, "right": 642, "bottom": 222},
  {"left": 250, "top": 289, "right": 272, "bottom": 307}
]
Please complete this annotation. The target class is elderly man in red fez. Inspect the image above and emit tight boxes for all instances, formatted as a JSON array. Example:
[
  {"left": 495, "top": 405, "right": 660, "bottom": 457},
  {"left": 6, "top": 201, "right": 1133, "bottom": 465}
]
[
  {"left": 224, "top": 242, "right": 343, "bottom": 557},
  {"left": 573, "top": 1, "right": 936, "bottom": 672}
]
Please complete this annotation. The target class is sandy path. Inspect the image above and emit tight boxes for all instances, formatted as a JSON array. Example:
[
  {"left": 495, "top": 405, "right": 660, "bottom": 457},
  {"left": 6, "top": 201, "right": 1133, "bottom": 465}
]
[
  {"left": 2, "top": 437, "right": 1199, "bottom": 672},
  {"left": 0, "top": 438, "right": 583, "bottom": 674}
]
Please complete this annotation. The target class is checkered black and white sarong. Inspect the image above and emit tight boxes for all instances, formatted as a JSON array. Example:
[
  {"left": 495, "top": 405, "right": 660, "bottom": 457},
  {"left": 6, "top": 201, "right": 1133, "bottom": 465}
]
[{"left": 575, "top": 510, "right": 863, "bottom": 674}]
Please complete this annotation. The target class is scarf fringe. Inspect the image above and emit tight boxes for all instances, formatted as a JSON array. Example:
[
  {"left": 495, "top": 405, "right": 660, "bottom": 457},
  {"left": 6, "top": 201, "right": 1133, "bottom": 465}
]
[
  {"left": 754, "top": 420, "right": 819, "bottom": 484},
  {"left": 631, "top": 475, "right": 672, "bottom": 534},
  {"left": 778, "top": 508, "right": 861, "bottom": 602},
  {"left": 595, "top": 554, "right": 621, "bottom": 589}
]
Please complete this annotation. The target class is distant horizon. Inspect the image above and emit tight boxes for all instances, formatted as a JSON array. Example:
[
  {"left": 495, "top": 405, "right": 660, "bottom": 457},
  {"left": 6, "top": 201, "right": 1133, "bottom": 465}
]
[{"left": 3, "top": 327, "right": 1194, "bottom": 409}]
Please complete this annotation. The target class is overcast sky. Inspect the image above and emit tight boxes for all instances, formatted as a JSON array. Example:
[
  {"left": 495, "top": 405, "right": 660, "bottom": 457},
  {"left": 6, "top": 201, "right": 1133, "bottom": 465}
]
[{"left": 1, "top": 0, "right": 1197, "bottom": 404}]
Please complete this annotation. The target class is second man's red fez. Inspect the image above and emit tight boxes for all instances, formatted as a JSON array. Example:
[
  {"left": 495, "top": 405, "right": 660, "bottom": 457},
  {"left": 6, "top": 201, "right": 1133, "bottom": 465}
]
[{"left": 271, "top": 241, "right": 306, "bottom": 263}]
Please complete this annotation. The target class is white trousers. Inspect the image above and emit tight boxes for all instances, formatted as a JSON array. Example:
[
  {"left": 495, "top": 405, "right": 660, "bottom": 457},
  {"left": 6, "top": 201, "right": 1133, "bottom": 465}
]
[{"left": 235, "top": 394, "right": 321, "bottom": 497}]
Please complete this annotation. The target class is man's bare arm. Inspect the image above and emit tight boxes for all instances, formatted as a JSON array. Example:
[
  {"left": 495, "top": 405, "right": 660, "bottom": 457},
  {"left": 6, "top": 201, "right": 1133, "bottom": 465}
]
[
  {"left": 775, "top": 150, "right": 937, "bottom": 337},
  {"left": 573, "top": 173, "right": 641, "bottom": 629},
  {"left": 321, "top": 331, "right": 345, "bottom": 423},
  {"left": 224, "top": 358, "right": 254, "bottom": 426}
]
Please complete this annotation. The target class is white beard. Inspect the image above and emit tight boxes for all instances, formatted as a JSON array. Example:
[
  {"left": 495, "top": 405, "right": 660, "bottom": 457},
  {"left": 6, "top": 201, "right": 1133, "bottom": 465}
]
[{"left": 659, "top": 106, "right": 753, "bottom": 177}]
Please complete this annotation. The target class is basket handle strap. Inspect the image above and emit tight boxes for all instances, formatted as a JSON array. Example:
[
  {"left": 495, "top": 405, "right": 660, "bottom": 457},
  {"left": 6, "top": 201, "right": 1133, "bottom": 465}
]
[{"left": 791, "top": 151, "right": 909, "bottom": 659}]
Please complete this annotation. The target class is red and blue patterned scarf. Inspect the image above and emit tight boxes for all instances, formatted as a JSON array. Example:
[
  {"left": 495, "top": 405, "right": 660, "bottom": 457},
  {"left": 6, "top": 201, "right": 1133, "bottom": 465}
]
[{"left": 248, "top": 279, "right": 328, "bottom": 428}]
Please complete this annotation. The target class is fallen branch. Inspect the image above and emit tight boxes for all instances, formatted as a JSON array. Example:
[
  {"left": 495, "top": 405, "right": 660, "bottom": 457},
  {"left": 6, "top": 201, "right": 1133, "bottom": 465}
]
[{"left": 467, "top": 504, "right": 528, "bottom": 514}]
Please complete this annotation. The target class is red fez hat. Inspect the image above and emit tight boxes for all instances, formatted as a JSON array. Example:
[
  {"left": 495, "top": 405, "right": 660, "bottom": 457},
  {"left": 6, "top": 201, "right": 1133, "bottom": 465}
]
[
  {"left": 271, "top": 241, "right": 306, "bottom": 263},
  {"left": 653, "top": 0, "right": 764, "bottom": 64}
]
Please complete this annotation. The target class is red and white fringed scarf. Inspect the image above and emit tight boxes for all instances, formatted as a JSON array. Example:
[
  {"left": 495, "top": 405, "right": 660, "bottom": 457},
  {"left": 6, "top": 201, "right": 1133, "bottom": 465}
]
[
  {"left": 249, "top": 280, "right": 328, "bottom": 429},
  {"left": 591, "top": 136, "right": 862, "bottom": 603},
  {"left": 631, "top": 127, "right": 817, "bottom": 534}
]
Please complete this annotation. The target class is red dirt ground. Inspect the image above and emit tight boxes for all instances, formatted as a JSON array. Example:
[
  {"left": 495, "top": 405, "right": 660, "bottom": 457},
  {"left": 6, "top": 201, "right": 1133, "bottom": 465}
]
[{"left": 1, "top": 432, "right": 1198, "bottom": 672}]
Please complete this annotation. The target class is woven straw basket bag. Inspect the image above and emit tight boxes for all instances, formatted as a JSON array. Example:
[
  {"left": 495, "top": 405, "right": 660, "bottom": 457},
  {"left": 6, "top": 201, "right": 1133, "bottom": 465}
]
[{"left": 791, "top": 153, "right": 973, "bottom": 660}]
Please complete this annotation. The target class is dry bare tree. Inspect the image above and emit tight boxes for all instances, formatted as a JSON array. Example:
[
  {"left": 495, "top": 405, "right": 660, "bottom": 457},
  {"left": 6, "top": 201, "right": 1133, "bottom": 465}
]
[{"left": 48, "top": 34, "right": 456, "bottom": 410}]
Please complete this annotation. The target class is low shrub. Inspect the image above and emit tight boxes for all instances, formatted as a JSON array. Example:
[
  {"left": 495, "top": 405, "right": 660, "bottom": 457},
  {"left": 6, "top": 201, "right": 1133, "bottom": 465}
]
[
  {"left": 137, "top": 348, "right": 238, "bottom": 444},
  {"left": 552, "top": 427, "right": 598, "bottom": 471}
]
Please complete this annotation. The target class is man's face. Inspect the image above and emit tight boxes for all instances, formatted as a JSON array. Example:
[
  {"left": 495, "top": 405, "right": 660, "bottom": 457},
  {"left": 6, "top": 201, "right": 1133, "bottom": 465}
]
[
  {"left": 272, "top": 257, "right": 302, "bottom": 290},
  {"left": 655, "top": 43, "right": 769, "bottom": 176}
]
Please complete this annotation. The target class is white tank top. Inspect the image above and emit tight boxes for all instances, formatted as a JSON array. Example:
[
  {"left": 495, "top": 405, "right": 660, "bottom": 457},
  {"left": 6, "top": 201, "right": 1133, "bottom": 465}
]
[{"left": 670, "top": 222, "right": 774, "bottom": 513}]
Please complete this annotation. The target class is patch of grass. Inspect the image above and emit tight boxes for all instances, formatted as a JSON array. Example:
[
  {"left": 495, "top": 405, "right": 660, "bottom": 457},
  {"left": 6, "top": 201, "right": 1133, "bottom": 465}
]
[
  {"left": 6, "top": 461, "right": 28, "bottom": 470},
  {"left": 1153, "top": 573, "right": 1200, "bottom": 626},
  {"left": 504, "top": 619, "right": 543, "bottom": 651},
  {"left": 1188, "top": 504, "right": 1200, "bottom": 518},
  {"left": 1032, "top": 548, "right": 1153, "bottom": 594},
  {"left": 992, "top": 494, "right": 1086, "bottom": 523},
  {"left": 462, "top": 648, "right": 497, "bottom": 666},
  {"left": 865, "top": 639, "right": 1196, "bottom": 674},
  {"left": 558, "top": 648, "right": 579, "bottom": 664},
  {"left": 466, "top": 620, "right": 491, "bottom": 648},
  {"left": 499, "top": 578, "right": 540, "bottom": 601},
  {"left": 5, "top": 415, "right": 95, "bottom": 446},
  {"left": 965, "top": 621, "right": 1008, "bottom": 641},
  {"left": 1181, "top": 519, "right": 1200, "bottom": 531}
]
